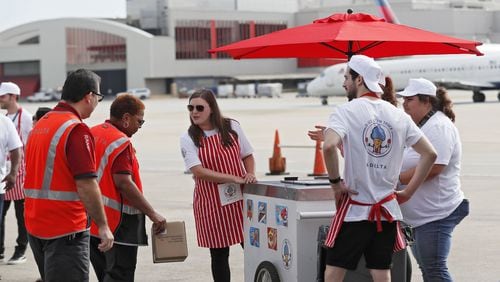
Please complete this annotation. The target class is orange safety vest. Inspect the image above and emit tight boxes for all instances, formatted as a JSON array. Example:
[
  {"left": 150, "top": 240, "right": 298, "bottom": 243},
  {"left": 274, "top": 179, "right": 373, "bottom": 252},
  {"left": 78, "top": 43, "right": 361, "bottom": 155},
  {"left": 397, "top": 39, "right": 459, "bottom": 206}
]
[
  {"left": 90, "top": 122, "right": 143, "bottom": 237},
  {"left": 24, "top": 111, "right": 88, "bottom": 239}
]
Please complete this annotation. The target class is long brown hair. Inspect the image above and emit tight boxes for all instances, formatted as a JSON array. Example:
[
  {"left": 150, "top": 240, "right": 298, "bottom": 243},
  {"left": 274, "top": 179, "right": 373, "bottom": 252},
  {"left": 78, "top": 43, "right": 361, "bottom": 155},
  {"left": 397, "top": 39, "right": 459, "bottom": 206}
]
[
  {"left": 417, "top": 87, "right": 455, "bottom": 122},
  {"left": 381, "top": 76, "right": 398, "bottom": 107},
  {"left": 188, "top": 89, "right": 238, "bottom": 147}
]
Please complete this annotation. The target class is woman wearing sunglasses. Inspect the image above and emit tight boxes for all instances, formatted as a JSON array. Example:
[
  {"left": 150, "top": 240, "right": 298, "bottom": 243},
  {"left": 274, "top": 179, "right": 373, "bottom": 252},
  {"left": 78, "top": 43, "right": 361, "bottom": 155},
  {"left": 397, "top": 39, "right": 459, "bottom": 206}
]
[
  {"left": 180, "top": 89, "right": 256, "bottom": 282},
  {"left": 89, "top": 94, "right": 167, "bottom": 281}
]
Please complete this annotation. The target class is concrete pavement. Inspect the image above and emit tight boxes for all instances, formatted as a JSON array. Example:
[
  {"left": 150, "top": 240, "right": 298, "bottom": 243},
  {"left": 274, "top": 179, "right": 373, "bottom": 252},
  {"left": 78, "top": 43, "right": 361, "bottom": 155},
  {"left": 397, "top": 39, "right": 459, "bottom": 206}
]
[{"left": 1, "top": 90, "right": 499, "bottom": 281}]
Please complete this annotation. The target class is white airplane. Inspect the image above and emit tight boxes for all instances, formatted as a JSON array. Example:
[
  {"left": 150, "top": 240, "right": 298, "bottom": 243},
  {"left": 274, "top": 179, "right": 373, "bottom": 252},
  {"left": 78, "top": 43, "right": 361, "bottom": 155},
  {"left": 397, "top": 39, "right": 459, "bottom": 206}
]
[
  {"left": 306, "top": 44, "right": 500, "bottom": 104},
  {"left": 307, "top": 0, "right": 500, "bottom": 105}
]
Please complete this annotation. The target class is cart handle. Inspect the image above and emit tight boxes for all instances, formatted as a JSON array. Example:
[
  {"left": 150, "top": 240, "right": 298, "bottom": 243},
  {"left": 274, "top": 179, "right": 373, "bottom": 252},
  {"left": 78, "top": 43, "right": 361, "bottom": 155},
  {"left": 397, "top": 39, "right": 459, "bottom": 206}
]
[{"left": 297, "top": 211, "right": 335, "bottom": 219}]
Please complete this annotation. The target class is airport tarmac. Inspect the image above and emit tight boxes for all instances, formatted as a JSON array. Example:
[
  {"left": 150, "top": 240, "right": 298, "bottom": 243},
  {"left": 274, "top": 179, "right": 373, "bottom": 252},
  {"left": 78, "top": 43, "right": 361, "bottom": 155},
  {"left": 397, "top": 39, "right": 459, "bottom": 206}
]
[{"left": 1, "top": 90, "right": 499, "bottom": 281}]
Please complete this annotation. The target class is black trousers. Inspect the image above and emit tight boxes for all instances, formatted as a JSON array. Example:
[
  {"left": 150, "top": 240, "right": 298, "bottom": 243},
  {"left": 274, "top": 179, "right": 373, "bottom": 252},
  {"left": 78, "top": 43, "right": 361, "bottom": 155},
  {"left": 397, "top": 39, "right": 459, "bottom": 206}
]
[
  {"left": 28, "top": 231, "right": 90, "bottom": 282},
  {"left": 209, "top": 243, "right": 243, "bottom": 282},
  {"left": 90, "top": 236, "right": 138, "bottom": 282},
  {"left": 0, "top": 199, "right": 28, "bottom": 254}
]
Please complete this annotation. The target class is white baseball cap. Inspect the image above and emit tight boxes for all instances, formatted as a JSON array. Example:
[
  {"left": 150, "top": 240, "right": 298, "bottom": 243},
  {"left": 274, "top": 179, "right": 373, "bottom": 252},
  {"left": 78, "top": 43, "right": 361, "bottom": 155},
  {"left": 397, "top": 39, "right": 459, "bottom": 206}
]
[
  {"left": 0, "top": 82, "right": 21, "bottom": 96},
  {"left": 397, "top": 78, "right": 436, "bottom": 97},
  {"left": 379, "top": 74, "right": 386, "bottom": 87},
  {"left": 347, "top": 55, "right": 383, "bottom": 93}
]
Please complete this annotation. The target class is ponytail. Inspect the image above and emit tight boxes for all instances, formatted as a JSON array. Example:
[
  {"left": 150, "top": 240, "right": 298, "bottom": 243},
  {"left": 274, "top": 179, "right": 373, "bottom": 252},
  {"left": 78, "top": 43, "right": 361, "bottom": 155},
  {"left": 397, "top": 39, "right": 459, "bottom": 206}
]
[
  {"left": 431, "top": 87, "right": 455, "bottom": 122},
  {"left": 381, "top": 76, "right": 398, "bottom": 107}
]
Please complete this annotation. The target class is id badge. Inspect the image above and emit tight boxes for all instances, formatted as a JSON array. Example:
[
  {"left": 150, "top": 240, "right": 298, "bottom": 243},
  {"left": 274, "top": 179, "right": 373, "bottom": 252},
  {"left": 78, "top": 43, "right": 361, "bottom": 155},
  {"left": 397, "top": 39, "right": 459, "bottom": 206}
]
[{"left": 217, "top": 183, "right": 243, "bottom": 206}]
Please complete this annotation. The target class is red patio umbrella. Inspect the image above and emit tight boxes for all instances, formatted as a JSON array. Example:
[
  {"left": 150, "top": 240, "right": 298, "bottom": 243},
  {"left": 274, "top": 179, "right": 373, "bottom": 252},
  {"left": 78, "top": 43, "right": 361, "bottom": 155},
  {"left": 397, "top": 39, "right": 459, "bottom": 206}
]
[{"left": 209, "top": 10, "right": 483, "bottom": 59}]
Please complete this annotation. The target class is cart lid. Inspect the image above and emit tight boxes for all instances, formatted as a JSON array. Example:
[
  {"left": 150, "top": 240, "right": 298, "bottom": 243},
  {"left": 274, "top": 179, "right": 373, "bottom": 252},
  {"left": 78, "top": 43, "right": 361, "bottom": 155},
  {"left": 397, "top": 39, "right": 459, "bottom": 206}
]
[{"left": 244, "top": 179, "right": 335, "bottom": 201}]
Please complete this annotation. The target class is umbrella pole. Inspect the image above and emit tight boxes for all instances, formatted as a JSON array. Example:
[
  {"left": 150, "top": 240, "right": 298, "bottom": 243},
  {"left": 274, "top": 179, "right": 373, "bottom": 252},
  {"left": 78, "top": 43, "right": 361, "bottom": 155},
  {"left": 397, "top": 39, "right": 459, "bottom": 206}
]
[
  {"left": 347, "top": 9, "right": 354, "bottom": 61},
  {"left": 347, "top": 41, "right": 353, "bottom": 60}
]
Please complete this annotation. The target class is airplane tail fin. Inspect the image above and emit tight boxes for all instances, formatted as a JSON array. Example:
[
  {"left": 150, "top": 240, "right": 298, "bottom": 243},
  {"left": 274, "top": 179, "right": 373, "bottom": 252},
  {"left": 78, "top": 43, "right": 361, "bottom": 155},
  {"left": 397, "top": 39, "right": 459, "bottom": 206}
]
[{"left": 374, "top": 0, "right": 400, "bottom": 24}]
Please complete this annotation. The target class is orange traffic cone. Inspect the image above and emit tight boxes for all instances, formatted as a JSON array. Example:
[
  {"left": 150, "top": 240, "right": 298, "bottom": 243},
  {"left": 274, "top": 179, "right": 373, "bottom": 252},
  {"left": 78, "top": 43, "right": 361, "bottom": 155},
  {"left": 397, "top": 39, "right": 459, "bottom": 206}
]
[
  {"left": 308, "top": 140, "right": 327, "bottom": 176},
  {"left": 267, "top": 130, "right": 288, "bottom": 175}
]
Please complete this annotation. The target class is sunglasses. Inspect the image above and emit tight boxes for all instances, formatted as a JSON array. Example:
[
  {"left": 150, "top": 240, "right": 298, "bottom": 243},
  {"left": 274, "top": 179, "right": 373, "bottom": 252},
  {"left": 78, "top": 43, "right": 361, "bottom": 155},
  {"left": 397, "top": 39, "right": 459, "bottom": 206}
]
[
  {"left": 91, "top": 91, "right": 104, "bottom": 102},
  {"left": 187, "top": 105, "right": 205, "bottom": 112},
  {"left": 137, "top": 118, "right": 145, "bottom": 126}
]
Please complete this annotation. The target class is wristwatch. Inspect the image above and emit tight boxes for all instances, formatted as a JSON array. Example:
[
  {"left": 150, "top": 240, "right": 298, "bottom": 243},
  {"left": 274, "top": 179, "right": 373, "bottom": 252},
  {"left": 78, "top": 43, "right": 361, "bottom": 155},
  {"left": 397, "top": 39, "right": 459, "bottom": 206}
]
[{"left": 329, "top": 176, "right": 342, "bottom": 184}]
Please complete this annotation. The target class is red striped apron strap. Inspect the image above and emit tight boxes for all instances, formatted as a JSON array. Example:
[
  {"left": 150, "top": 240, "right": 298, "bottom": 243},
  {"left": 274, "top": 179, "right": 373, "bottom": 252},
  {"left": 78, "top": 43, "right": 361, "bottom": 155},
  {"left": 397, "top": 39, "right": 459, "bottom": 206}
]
[
  {"left": 349, "top": 193, "right": 396, "bottom": 232},
  {"left": 324, "top": 193, "right": 350, "bottom": 248}
]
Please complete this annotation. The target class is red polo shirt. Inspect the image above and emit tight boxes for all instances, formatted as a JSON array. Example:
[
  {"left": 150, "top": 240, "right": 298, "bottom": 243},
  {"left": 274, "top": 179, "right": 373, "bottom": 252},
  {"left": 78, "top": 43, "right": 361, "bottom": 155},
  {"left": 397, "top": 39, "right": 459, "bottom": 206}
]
[{"left": 53, "top": 102, "right": 97, "bottom": 179}]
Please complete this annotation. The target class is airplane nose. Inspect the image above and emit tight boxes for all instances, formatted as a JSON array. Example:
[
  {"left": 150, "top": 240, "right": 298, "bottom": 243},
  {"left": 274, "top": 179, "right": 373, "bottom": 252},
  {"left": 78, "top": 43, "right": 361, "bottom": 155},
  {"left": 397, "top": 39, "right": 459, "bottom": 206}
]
[{"left": 307, "top": 78, "right": 324, "bottom": 96}]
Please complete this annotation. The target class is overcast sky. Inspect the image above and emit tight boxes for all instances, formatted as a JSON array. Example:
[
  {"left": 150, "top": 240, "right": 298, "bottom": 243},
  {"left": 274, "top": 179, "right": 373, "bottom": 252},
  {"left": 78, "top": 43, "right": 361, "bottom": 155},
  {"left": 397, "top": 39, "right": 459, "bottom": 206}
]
[{"left": 0, "top": 0, "right": 126, "bottom": 32}]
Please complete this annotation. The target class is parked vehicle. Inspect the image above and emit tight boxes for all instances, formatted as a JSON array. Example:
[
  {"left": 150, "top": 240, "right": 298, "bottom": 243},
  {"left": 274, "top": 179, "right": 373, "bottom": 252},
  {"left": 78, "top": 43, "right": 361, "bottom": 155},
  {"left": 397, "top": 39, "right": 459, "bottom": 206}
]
[
  {"left": 117, "top": 88, "right": 151, "bottom": 99},
  {"left": 296, "top": 81, "right": 310, "bottom": 97},
  {"left": 235, "top": 84, "right": 256, "bottom": 98},
  {"left": 217, "top": 84, "right": 234, "bottom": 98},
  {"left": 26, "top": 91, "right": 56, "bottom": 102},
  {"left": 257, "top": 83, "right": 282, "bottom": 98}
]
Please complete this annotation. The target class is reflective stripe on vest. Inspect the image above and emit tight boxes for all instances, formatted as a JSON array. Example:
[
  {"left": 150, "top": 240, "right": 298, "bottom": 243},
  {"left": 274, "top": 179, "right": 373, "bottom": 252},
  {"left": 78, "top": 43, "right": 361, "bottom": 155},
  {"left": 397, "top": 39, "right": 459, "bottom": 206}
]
[
  {"left": 96, "top": 137, "right": 129, "bottom": 182},
  {"left": 24, "top": 119, "right": 80, "bottom": 201},
  {"left": 101, "top": 195, "right": 141, "bottom": 215},
  {"left": 96, "top": 136, "right": 141, "bottom": 215}
]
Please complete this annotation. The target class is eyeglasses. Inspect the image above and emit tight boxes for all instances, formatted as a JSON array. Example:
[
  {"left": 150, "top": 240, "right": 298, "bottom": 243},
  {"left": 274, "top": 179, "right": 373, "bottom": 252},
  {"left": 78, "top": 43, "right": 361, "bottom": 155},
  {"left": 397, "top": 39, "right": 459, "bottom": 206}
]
[
  {"left": 137, "top": 118, "right": 145, "bottom": 126},
  {"left": 91, "top": 91, "right": 104, "bottom": 102},
  {"left": 187, "top": 105, "right": 205, "bottom": 112}
]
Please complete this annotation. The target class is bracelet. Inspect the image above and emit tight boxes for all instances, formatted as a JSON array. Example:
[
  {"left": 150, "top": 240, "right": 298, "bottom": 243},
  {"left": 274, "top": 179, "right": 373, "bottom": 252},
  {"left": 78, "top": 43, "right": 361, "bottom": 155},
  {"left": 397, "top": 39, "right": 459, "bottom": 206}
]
[{"left": 329, "top": 176, "right": 342, "bottom": 184}]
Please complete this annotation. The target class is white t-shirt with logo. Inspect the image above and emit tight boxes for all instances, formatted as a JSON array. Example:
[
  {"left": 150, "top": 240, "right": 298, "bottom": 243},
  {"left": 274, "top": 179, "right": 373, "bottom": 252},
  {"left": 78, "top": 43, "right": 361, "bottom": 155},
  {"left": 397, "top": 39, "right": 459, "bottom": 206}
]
[
  {"left": 0, "top": 115, "right": 23, "bottom": 193},
  {"left": 180, "top": 120, "right": 254, "bottom": 171},
  {"left": 6, "top": 108, "right": 33, "bottom": 145},
  {"left": 327, "top": 98, "right": 422, "bottom": 222},
  {"left": 399, "top": 111, "right": 464, "bottom": 227}
]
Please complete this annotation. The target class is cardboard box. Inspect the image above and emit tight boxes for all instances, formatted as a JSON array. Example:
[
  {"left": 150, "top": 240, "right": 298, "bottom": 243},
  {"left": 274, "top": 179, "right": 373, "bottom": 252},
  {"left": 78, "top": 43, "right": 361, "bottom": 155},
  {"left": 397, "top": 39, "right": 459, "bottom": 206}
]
[{"left": 152, "top": 221, "right": 188, "bottom": 263}]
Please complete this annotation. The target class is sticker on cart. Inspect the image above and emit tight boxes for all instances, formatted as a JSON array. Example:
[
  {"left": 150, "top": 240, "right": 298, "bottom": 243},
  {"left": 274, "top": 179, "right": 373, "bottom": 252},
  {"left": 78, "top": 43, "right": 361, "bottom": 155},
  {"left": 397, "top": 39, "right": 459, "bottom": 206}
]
[
  {"left": 281, "top": 239, "right": 292, "bottom": 269},
  {"left": 258, "top": 202, "right": 267, "bottom": 224},
  {"left": 267, "top": 227, "right": 277, "bottom": 250},
  {"left": 275, "top": 205, "right": 288, "bottom": 227},
  {"left": 246, "top": 199, "right": 253, "bottom": 221},
  {"left": 217, "top": 183, "right": 242, "bottom": 206},
  {"left": 249, "top": 227, "right": 260, "bottom": 247}
]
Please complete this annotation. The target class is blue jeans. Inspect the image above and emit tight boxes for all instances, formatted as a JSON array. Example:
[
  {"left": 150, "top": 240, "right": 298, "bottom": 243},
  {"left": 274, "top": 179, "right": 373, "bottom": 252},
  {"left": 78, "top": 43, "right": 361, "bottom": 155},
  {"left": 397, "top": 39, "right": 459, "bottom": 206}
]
[{"left": 411, "top": 199, "right": 469, "bottom": 282}]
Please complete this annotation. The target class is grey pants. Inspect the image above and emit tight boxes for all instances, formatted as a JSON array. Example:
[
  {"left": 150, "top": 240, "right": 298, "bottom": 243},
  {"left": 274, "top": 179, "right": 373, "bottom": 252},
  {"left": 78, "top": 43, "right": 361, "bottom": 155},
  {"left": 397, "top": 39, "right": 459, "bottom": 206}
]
[{"left": 28, "top": 231, "right": 90, "bottom": 282}]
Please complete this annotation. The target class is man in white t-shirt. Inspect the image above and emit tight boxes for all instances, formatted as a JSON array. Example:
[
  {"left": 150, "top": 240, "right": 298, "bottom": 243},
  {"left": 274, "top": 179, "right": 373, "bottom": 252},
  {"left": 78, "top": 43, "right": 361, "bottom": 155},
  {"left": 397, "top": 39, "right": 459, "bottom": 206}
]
[
  {"left": 0, "top": 115, "right": 23, "bottom": 259},
  {"left": 0, "top": 82, "right": 32, "bottom": 264},
  {"left": 321, "top": 55, "right": 437, "bottom": 282}
]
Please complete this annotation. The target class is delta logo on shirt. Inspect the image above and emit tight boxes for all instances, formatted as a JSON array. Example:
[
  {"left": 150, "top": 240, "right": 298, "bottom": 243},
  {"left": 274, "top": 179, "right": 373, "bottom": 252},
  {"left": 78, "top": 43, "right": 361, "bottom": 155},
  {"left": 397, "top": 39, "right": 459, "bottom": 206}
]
[{"left": 362, "top": 120, "right": 393, "bottom": 157}]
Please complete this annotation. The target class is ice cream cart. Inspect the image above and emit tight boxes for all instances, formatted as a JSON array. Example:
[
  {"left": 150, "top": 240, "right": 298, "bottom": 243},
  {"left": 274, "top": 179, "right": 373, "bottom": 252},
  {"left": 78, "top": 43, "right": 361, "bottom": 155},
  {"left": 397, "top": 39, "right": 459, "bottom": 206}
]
[{"left": 243, "top": 179, "right": 408, "bottom": 282}]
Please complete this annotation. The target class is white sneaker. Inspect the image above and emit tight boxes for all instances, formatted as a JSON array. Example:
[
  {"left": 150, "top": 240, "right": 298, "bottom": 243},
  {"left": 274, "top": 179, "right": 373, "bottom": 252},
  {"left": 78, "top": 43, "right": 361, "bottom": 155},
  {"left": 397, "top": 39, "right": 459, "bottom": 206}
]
[{"left": 7, "top": 252, "right": 26, "bottom": 265}]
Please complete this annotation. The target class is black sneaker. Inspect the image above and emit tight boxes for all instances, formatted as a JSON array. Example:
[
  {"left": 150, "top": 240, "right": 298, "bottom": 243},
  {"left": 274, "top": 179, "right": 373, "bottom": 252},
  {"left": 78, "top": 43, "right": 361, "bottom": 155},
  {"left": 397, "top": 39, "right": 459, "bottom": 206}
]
[{"left": 7, "top": 250, "right": 26, "bottom": 265}]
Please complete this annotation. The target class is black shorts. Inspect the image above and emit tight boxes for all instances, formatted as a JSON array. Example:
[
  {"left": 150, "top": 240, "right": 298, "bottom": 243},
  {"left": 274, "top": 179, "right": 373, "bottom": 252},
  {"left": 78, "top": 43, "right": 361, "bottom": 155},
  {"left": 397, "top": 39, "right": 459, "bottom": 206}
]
[{"left": 325, "top": 221, "right": 397, "bottom": 270}]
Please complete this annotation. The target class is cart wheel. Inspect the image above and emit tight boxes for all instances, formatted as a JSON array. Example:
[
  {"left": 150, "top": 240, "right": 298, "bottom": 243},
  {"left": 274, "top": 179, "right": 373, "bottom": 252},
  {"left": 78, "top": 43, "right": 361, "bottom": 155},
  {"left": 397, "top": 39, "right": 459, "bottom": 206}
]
[{"left": 254, "top": 261, "right": 281, "bottom": 282}]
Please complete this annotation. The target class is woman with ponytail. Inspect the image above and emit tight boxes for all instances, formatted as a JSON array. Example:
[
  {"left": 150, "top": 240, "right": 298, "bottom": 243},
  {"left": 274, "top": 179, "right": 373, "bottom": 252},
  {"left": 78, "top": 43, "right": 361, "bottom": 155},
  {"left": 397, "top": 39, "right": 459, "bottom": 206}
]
[
  {"left": 180, "top": 89, "right": 256, "bottom": 281},
  {"left": 397, "top": 78, "right": 469, "bottom": 282}
]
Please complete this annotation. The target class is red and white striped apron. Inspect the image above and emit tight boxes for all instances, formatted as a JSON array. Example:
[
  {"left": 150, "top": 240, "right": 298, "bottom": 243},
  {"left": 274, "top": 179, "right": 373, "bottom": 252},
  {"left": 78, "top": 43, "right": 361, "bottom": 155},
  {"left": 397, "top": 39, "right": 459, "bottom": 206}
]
[
  {"left": 5, "top": 108, "right": 26, "bottom": 201},
  {"left": 324, "top": 193, "right": 406, "bottom": 252},
  {"left": 194, "top": 133, "right": 245, "bottom": 248}
]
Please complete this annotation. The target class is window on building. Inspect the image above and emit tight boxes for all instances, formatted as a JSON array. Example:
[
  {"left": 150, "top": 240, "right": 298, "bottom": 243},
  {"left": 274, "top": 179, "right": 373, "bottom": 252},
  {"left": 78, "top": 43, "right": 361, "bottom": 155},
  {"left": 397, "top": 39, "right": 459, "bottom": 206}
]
[
  {"left": 19, "top": 36, "right": 39, "bottom": 45},
  {"left": 175, "top": 19, "right": 287, "bottom": 60},
  {"left": 66, "top": 28, "right": 126, "bottom": 65},
  {"left": 3, "top": 61, "right": 40, "bottom": 76}
]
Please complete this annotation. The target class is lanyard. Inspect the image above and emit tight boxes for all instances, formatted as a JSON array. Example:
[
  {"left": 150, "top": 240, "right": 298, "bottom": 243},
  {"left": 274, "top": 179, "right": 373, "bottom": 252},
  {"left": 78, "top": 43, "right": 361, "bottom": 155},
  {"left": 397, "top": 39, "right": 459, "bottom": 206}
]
[
  {"left": 417, "top": 110, "right": 436, "bottom": 128},
  {"left": 6, "top": 108, "right": 23, "bottom": 142},
  {"left": 360, "top": 92, "right": 380, "bottom": 99}
]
